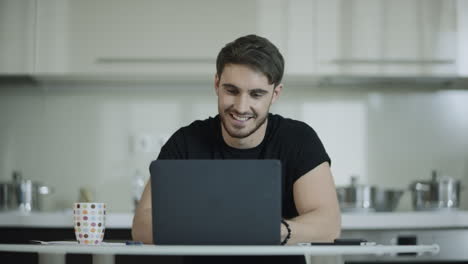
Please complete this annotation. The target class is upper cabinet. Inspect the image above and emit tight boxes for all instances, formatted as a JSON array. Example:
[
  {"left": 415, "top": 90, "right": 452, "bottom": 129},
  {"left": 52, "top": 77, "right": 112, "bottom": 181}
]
[
  {"left": 35, "top": 0, "right": 258, "bottom": 75},
  {"left": 0, "top": 0, "right": 35, "bottom": 74},
  {"left": 456, "top": 0, "right": 468, "bottom": 76},
  {"left": 314, "top": 0, "right": 458, "bottom": 76},
  {"left": 1, "top": 0, "right": 466, "bottom": 78},
  {"left": 283, "top": 0, "right": 317, "bottom": 75}
]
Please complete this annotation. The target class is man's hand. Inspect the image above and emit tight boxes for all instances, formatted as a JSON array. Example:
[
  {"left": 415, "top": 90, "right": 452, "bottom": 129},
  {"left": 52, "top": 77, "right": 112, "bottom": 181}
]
[{"left": 280, "top": 220, "right": 290, "bottom": 242}]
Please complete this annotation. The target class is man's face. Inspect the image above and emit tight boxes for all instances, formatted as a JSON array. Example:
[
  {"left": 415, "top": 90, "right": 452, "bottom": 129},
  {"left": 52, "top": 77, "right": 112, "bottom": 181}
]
[{"left": 215, "top": 64, "right": 282, "bottom": 140}]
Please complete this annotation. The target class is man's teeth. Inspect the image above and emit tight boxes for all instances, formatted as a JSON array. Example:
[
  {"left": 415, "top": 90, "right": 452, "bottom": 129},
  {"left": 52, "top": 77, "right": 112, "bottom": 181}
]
[{"left": 232, "top": 114, "right": 252, "bottom": 121}]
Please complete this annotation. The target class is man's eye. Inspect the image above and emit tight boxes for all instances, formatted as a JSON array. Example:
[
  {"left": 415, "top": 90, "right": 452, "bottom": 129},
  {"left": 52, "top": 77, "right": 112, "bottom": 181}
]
[
  {"left": 227, "top": 89, "right": 237, "bottom": 94},
  {"left": 251, "top": 93, "right": 262, "bottom": 98}
]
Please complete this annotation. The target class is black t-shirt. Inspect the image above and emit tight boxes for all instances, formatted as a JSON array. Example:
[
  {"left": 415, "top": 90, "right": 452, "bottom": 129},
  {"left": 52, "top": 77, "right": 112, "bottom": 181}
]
[{"left": 156, "top": 113, "right": 331, "bottom": 264}]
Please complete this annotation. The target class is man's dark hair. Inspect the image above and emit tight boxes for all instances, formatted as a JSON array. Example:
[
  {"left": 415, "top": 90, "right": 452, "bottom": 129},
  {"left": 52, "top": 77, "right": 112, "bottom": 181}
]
[{"left": 216, "top": 34, "right": 284, "bottom": 87}]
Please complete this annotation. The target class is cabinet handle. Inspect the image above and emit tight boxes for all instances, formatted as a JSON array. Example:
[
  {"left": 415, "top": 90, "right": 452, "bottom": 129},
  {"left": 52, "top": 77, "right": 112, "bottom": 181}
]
[
  {"left": 331, "top": 59, "right": 454, "bottom": 65},
  {"left": 95, "top": 57, "right": 215, "bottom": 64}
]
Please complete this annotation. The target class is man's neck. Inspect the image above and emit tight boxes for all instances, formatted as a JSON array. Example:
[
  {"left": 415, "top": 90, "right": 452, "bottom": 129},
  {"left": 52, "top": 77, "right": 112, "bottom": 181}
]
[{"left": 221, "top": 119, "right": 268, "bottom": 149}]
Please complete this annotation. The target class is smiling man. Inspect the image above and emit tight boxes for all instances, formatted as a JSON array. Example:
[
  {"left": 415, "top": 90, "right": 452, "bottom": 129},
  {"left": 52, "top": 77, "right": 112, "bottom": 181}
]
[{"left": 132, "top": 35, "right": 341, "bottom": 264}]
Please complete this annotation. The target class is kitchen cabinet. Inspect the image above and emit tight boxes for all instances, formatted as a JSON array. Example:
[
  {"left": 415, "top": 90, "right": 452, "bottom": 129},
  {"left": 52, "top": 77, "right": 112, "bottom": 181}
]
[
  {"left": 343, "top": 229, "right": 468, "bottom": 262},
  {"left": 457, "top": 0, "right": 468, "bottom": 76},
  {"left": 284, "top": 0, "right": 317, "bottom": 75},
  {"left": 35, "top": 0, "right": 258, "bottom": 75},
  {"left": 2, "top": 0, "right": 465, "bottom": 79},
  {"left": 0, "top": 0, "right": 35, "bottom": 74},
  {"left": 315, "top": 0, "right": 458, "bottom": 76}
]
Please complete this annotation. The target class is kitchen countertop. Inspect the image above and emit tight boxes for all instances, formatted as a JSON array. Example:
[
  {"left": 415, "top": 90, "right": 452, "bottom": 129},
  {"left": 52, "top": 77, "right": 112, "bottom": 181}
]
[
  {"left": 0, "top": 210, "right": 132, "bottom": 229},
  {"left": 342, "top": 210, "right": 468, "bottom": 229},
  {"left": 1, "top": 210, "right": 468, "bottom": 230}
]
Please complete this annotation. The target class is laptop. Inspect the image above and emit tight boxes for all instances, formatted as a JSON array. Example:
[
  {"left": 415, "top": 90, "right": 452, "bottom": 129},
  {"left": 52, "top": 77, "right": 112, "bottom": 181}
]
[{"left": 150, "top": 159, "right": 282, "bottom": 245}]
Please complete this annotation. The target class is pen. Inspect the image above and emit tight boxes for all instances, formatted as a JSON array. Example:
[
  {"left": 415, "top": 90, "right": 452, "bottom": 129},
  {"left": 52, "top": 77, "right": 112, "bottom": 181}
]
[
  {"left": 298, "top": 238, "right": 373, "bottom": 246},
  {"left": 125, "top": 241, "right": 143, "bottom": 245}
]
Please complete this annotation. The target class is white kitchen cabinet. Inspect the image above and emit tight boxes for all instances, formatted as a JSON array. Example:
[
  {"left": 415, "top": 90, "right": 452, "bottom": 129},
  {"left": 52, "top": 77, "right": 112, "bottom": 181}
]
[
  {"left": 315, "top": 0, "right": 458, "bottom": 76},
  {"left": 0, "top": 0, "right": 35, "bottom": 74},
  {"left": 283, "top": 0, "right": 317, "bottom": 75},
  {"left": 6, "top": 0, "right": 464, "bottom": 79},
  {"left": 35, "top": 0, "right": 258, "bottom": 75},
  {"left": 256, "top": 0, "right": 289, "bottom": 66},
  {"left": 457, "top": 0, "right": 468, "bottom": 76}
]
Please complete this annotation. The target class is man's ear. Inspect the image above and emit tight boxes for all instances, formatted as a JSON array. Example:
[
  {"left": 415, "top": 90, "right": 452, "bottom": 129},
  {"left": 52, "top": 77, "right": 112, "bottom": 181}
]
[
  {"left": 214, "top": 74, "right": 220, "bottom": 96},
  {"left": 271, "top": 83, "right": 283, "bottom": 104}
]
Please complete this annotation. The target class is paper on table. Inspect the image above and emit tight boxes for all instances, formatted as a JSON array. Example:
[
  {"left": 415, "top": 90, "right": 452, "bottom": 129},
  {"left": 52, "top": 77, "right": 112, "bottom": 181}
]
[
  {"left": 30, "top": 240, "right": 77, "bottom": 245},
  {"left": 30, "top": 240, "right": 125, "bottom": 246}
]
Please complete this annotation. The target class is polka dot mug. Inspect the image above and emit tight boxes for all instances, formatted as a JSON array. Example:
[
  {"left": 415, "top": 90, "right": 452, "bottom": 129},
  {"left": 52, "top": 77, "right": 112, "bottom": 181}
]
[{"left": 73, "top": 203, "right": 106, "bottom": 245}]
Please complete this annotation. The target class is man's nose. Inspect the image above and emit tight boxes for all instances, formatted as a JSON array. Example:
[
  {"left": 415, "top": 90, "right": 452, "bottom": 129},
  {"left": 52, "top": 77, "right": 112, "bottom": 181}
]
[{"left": 234, "top": 94, "right": 250, "bottom": 114}]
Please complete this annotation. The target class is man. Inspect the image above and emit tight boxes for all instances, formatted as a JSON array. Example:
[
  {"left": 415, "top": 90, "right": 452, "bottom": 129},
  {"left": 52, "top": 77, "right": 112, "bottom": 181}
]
[{"left": 132, "top": 34, "right": 341, "bottom": 263}]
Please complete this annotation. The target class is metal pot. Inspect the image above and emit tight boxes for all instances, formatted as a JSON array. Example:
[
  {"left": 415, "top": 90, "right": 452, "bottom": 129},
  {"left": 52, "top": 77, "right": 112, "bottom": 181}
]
[
  {"left": 374, "top": 189, "right": 404, "bottom": 212},
  {"left": 0, "top": 171, "right": 52, "bottom": 212},
  {"left": 337, "top": 176, "right": 405, "bottom": 213},
  {"left": 336, "top": 176, "right": 377, "bottom": 213},
  {"left": 409, "top": 170, "right": 462, "bottom": 211},
  {"left": 0, "top": 182, "right": 16, "bottom": 210}
]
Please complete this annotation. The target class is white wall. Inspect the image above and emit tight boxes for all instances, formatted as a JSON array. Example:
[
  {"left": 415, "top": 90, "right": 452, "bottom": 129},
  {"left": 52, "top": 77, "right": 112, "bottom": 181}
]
[{"left": 0, "top": 80, "right": 467, "bottom": 212}]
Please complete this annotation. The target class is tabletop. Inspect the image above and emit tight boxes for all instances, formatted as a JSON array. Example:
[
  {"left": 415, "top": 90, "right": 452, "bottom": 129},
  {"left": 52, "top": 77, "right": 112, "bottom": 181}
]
[{"left": 0, "top": 243, "right": 440, "bottom": 256}]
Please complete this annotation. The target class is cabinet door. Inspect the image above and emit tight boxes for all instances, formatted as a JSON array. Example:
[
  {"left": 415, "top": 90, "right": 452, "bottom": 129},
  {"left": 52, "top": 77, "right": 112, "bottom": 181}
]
[
  {"left": 0, "top": 0, "right": 35, "bottom": 74},
  {"left": 316, "top": 0, "right": 457, "bottom": 76},
  {"left": 257, "top": 0, "right": 319, "bottom": 76},
  {"left": 36, "top": 0, "right": 257, "bottom": 75},
  {"left": 456, "top": 0, "right": 468, "bottom": 77},
  {"left": 284, "top": 0, "right": 317, "bottom": 75}
]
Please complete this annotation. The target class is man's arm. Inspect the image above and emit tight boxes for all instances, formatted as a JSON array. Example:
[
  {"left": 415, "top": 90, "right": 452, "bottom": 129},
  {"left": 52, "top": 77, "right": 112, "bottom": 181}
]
[
  {"left": 131, "top": 180, "right": 153, "bottom": 244},
  {"left": 131, "top": 129, "right": 184, "bottom": 244},
  {"left": 281, "top": 161, "right": 341, "bottom": 244}
]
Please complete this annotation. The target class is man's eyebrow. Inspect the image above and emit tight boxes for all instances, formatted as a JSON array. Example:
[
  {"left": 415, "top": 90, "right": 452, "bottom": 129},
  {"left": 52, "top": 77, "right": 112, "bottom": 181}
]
[
  {"left": 222, "top": 83, "right": 269, "bottom": 94},
  {"left": 222, "top": 83, "right": 239, "bottom": 89},
  {"left": 250, "top": 88, "right": 268, "bottom": 94}
]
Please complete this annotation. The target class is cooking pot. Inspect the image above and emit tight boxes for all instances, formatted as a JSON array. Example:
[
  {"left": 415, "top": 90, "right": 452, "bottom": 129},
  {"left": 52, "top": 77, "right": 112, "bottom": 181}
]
[
  {"left": 374, "top": 188, "right": 404, "bottom": 212},
  {"left": 0, "top": 182, "right": 16, "bottom": 210},
  {"left": 337, "top": 176, "right": 405, "bottom": 212},
  {"left": 409, "top": 170, "right": 462, "bottom": 211},
  {"left": 336, "top": 176, "right": 377, "bottom": 212},
  {"left": 0, "top": 171, "right": 52, "bottom": 212}
]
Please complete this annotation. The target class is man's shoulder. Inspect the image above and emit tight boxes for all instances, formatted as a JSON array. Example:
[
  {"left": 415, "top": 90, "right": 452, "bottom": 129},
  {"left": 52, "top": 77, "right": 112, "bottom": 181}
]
[
  {"left": 162, "top": 116, "right": 218, "bottom": 158},
  {"left": 178, "top": 115, "right": 218, "bottom": 138},
  {"left": 268, "top": 114, "right": 330, "bottom": 171},
  {"left": 270, "top": 114, "right": 314, "bottom": 134},
  {"left": 181, "top": 116, "right": 218, "bottom": 132},
  {"left": 268, "top": 114, "right": 321, "bottom": 150}
]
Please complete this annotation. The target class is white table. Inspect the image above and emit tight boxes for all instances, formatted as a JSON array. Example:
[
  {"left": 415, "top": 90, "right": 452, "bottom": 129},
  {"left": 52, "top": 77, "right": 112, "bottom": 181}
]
[{"left": 0, "top": 243, "right": 440, "bottom": 264}]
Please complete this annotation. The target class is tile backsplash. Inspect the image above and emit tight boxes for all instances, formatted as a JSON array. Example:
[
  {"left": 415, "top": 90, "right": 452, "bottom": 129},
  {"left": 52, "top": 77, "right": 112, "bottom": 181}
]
[{"left": 1, "top": 80, "right": 467, "bottom": 212}]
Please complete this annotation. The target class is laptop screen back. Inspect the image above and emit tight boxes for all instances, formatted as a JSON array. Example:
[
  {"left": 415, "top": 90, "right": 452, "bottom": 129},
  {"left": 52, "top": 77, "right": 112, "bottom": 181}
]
[{"left": 150, "top": 159, "right": 282, "bottom": 245}]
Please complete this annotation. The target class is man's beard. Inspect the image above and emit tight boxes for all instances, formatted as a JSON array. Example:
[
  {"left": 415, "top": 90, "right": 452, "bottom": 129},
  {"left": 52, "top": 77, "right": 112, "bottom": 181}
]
[{"left": 220, "top": 108, "right": 268, "bottom": 139}]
